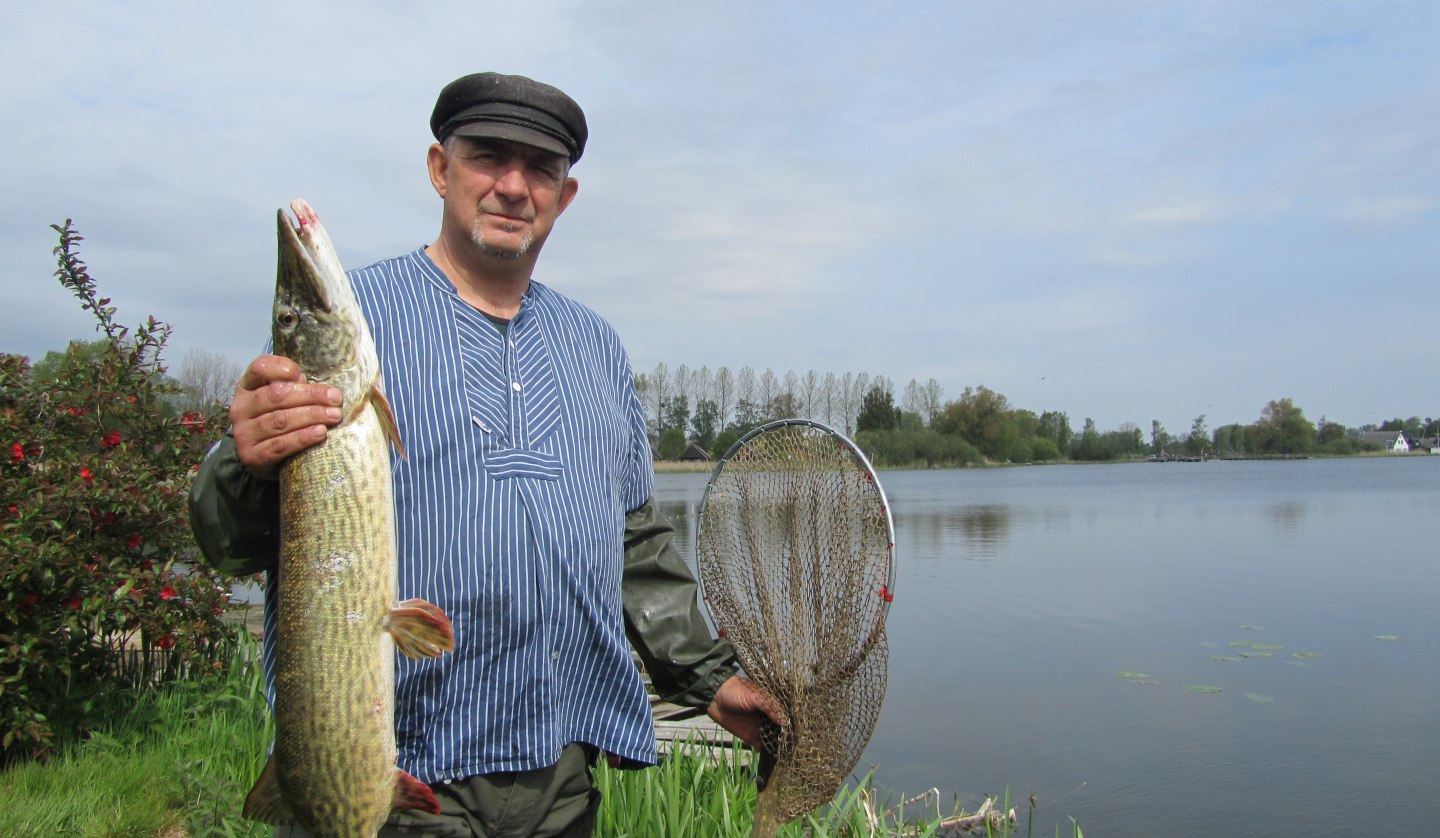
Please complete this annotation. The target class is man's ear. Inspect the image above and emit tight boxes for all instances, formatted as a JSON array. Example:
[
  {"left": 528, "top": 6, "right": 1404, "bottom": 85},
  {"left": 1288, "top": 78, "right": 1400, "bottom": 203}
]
[
  {"left": 426, "top": 143, "right": 449, "bottom": 198},
  {"left": 555, "top": 177, "right": 580, "bottom": 217}
]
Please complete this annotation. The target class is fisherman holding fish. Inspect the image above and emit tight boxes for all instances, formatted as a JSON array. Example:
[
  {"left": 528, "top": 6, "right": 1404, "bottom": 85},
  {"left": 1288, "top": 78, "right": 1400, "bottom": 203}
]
[{"left": 190, "top": 73, "right": 783, "bottom": 837}]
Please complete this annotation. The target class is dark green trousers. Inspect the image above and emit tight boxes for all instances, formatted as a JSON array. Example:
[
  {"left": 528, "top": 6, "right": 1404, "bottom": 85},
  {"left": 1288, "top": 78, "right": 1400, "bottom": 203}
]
[{"left": 274, "top": 743, "right": 599, "bottom": 838}]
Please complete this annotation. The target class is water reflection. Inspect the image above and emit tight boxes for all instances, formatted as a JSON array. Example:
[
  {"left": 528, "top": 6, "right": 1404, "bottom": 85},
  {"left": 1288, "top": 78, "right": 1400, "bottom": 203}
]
[
  {"left": 951, "top": 504, "right": 1012, "bottom": 554},
  {"left": 1265, "top": 500, "right": 1308, "bottom": 534},
  {"left": 895, "top": 504, "right": 1019, "bottom": 560},
  {"left": 656, "top": 499, "right": 699, "bottom": 571}
]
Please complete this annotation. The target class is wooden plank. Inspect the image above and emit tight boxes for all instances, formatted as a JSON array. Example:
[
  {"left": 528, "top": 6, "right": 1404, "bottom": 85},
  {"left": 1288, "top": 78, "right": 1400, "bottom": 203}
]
[
  {"left": 632, "top": 650, "right": 748, "bottom": 761},
  {"left": 654, "top": 718, "right": 751, "bottom": 765}
]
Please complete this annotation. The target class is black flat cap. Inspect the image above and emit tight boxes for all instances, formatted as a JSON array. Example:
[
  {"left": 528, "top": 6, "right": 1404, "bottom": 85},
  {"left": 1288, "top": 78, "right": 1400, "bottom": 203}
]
[{"left": 430, "top": 72, "right": 588, "bottom": 165}]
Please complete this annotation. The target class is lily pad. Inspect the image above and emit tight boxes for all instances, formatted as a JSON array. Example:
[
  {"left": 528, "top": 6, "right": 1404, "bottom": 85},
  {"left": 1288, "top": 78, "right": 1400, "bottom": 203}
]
[
  {"left": 1112, "top": 671, "right": 1153, "bottom": 680},
  {"left": 1239, "top": 651, "right": 1274, "bottom": 658},
  {"left": 1292, "top": 652, "right": 1323, "bottom": 660},
  {"left": 1244, "top": 693, "right": 1275, "bottom": 703},
  {"left": 1240, "top": 625, "right": 1265, "bottom": 631},
  {"left": 1228, "top": 641, "right": 1283, "bottom": 650},
  {"left": 1374, "top": 635, "right": 1407, "bottom": 641},
  {"left": 1184, "top": 685, "right": 1222, "bottom": 693},
  {"left": 1208, "top": 655, "right": 1243, "bottom": 662}
]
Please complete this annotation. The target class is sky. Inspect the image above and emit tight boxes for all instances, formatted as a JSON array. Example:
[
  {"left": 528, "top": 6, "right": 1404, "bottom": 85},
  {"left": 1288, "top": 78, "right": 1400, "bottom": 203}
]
[{"left": 3, "top": 1, "right": 1437, "bottom": 434}]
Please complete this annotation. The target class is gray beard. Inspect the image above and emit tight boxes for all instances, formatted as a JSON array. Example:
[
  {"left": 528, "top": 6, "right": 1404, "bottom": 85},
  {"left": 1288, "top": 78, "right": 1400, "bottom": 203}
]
[{"left": 471, "top": 219, "right": 534, "bottom": 260}]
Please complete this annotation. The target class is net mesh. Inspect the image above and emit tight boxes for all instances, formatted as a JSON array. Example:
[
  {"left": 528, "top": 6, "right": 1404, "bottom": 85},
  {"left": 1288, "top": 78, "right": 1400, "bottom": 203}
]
[{"left": 697, "top": 421, "right": 893, "bottom": 831}]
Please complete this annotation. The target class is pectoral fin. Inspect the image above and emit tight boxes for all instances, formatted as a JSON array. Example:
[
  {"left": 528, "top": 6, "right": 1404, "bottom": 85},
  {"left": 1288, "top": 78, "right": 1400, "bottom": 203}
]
[
  {"left": 369, "top": 381, "right": 407, "bottom": 460},
  {"left": 242, "top": 755, "right": 296, "bottom": 825},
  {"left": 388, "top": 598, "right": 456, "bottom": 659},
  {"left": 392, "top": 768, "right": 442, "bottom": 815}
]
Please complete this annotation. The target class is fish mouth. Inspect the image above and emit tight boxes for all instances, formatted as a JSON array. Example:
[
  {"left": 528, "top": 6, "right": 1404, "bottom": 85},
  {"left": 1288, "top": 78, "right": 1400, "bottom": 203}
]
[{"left": 276, "top": 201, "right": 333, "bottom": 313}]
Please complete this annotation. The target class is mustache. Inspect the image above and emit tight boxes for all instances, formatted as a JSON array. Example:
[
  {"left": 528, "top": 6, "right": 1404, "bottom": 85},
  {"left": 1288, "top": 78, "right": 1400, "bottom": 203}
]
[{"left": 478, "top": 204, "right": 535, "bottom": 223}]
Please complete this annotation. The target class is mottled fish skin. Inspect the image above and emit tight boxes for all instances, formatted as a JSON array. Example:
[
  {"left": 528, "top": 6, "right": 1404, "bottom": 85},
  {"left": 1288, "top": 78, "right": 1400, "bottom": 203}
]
[{"left": 245, "top": 200, "right": 449, "bottom": 838}]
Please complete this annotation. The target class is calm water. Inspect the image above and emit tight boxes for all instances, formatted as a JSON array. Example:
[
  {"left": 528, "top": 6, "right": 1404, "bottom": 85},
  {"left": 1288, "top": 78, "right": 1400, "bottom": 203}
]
[{"left": 656, "top": 457, "right": 1440, "bottom": 837}]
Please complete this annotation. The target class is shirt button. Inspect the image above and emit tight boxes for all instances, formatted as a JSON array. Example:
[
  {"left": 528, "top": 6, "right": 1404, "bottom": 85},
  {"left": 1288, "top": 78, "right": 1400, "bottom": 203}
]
[
  {"left": 511, "top": 381, "right": 522, "bottom": 392},
  {"left": 551, "top": 650, "right": 561, "bottom": 660}
]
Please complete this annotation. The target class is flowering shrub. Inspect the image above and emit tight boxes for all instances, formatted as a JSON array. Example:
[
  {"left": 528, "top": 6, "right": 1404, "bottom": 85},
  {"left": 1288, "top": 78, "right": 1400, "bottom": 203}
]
[{"left": 0, "top": 221, "right": 235, "bottom": 763}]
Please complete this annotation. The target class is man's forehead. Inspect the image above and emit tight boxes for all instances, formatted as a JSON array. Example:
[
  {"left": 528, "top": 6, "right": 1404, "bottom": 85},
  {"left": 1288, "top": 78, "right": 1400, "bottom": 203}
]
[{"left": 457, "top": 135, "right": 566, "bottom": 162}]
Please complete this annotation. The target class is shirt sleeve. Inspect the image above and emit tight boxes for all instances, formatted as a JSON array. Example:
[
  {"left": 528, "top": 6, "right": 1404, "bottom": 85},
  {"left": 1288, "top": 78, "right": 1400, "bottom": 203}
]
[
  {"left": 622, "top": 498, "right": 737, "bottom": 709},
  {"left": 187, "top": 432, "right": 281, "bottom": 578}
]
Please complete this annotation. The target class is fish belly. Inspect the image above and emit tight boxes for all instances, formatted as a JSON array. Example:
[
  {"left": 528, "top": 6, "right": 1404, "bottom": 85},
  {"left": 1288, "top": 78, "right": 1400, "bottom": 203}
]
[{"left": 274, "top": 410, "right": 399, "bottom": 837}]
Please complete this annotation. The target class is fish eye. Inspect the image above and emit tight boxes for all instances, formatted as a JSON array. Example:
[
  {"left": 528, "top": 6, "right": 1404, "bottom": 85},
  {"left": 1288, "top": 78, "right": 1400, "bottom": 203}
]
[{"left": 276, "top": 308, "right": 298, "bottom": 329}]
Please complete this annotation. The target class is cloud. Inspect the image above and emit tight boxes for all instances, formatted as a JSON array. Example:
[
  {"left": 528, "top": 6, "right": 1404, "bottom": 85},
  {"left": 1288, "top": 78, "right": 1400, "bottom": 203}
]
[{"left": 2, "top": 1, "right": 1437, "bottom": 435}]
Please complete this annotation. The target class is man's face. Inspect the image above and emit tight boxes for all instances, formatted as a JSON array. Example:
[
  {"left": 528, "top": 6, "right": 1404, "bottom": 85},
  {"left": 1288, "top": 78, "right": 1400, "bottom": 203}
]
[{"left": 430, "top": 136, "right": 579, "bottom": 261}]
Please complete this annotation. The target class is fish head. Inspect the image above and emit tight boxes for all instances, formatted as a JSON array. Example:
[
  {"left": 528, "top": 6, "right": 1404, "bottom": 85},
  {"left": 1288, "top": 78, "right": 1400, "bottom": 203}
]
[{"left": 273, "top": 200, "right": 378, "bottom": 409}]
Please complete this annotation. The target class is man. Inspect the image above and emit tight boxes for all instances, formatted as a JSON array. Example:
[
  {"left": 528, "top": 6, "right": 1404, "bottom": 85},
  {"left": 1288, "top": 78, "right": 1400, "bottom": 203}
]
[{"left": 190, "top": 72, "right": 781, "bottom": 837}]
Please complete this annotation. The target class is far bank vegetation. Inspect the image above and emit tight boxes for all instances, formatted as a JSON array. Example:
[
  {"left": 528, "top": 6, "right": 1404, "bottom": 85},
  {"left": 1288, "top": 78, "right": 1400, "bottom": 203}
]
[{"left": 636, "top": 363, "right": 1437, "bottom": 467}]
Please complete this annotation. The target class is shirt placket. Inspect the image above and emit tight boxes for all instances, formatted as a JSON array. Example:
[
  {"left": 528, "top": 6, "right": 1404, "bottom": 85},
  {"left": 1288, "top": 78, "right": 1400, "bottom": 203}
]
[{"left": 506, "top": 303, "right": 562, "bottom": 748}]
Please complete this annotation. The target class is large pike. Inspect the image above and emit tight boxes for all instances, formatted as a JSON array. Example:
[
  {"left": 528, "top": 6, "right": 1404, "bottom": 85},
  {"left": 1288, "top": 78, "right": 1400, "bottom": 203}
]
[{"left": 242, "top": 199, "right": 455, "bottom": 837}]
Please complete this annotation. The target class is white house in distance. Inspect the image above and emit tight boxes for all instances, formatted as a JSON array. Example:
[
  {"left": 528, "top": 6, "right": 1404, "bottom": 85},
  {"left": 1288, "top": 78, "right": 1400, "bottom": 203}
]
[{"left": 1359, "top": 431, "right": 1411, "bottom": 453}]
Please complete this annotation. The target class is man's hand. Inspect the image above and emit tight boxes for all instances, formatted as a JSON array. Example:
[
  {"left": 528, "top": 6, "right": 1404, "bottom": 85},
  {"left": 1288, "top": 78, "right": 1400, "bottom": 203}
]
[
  {"left": 229, "top": 355, "right": 344, "bottom": 480},
  {"left": 706, "top": 674, "right": 788, "bottom": 750}
]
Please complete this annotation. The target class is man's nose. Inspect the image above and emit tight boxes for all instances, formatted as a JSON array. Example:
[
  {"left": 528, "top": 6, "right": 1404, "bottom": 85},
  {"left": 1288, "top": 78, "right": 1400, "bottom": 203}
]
[{"left": 493, "top": 164, "right": 527, "bottom": 198}]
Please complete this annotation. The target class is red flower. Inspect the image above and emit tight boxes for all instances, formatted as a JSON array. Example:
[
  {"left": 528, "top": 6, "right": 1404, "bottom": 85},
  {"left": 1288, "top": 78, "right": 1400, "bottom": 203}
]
[
  {"left": 101, "top": 431, "right": 122, "bottom": 448},
  {"left": 160, "top": 584, "right": 177, "bottom": 600},
  {"left": 6, "top": 505, "right": 16, "bottom": 516},
  {"left": 155, "top": 634, "right": 175, "bottom": 650},
  {"left": 127, "top": 534, "right": 143, "bottom": 551},
  {"left": 180, "top": 412, "right": 207, "bottom": 433},
  {"left": 10, "top": 443, "right": 22, "bottom": 464},
  {"left": 79, "top": 467, "right": 94, "bottom": 483},
  {"left": 67, "top": 597, "right": 82, "bottom": 611},
  {"left": 65, "top": 406, "right": 85, "bottom": 416}
]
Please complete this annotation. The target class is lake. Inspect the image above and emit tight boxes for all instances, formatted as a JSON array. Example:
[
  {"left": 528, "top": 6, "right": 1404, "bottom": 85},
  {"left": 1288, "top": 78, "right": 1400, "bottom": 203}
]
[{"left": 655, "top": 456, "right": 1440, "bottom": 837}]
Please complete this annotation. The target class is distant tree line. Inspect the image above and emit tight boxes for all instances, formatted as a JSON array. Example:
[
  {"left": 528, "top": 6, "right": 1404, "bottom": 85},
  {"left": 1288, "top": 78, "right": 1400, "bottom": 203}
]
[{"left": 636, "top": 363, "right": 1437, "bottom": 466}]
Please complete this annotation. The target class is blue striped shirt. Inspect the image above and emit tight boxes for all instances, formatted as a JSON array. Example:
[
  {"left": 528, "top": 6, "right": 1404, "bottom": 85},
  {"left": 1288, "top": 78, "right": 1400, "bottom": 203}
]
[{"left": 263, "top": 247, "right": 657, "bottom": 782}]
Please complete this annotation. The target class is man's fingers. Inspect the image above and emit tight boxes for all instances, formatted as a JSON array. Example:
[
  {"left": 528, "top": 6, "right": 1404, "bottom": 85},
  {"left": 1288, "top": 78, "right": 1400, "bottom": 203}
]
[
  {"left": 758, "top": 688, "right": 789, "bottom": 728},
  {"left": 246, "top": 395, "right": 343, "bottom": 430},
  {"left": 744, "top": 681, "right": 789, "bottom": 728},
  {"left": 235, "top": 354, "right": 304, "bottom": 393},
  {"left": 239, "top": 423, "right": 330, "bottom": 473},
  {"left": 228, "top": 354, "right": 344, "bottom": 478},
  {"left": 232, "top": 378, "right": 343, "bottom": 423}
]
